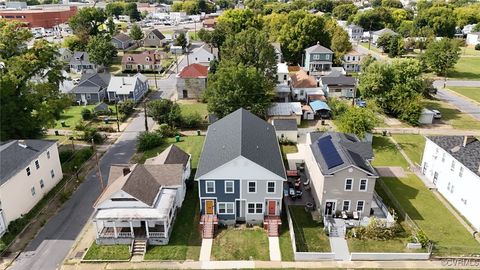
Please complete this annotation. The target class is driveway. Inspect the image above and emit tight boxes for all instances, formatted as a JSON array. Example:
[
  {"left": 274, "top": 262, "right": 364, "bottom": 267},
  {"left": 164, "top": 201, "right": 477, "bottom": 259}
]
[
  {"left": 432, "top": 80, "right": 480, "bottom": 121},
  {"left": 8, "top": 113, "right": 154, "bottom": 270}
]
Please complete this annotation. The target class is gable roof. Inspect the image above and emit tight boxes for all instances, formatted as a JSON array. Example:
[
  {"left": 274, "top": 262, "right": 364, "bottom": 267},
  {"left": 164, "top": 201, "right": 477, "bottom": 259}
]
[
  {"left": 145, "top": 144, "right": 190, "bottom": 168},
  {"left": 427, "top": 136, "right": 480, "bottom": 177},
  {"left": 0, "top": 140, "right": 56, "bottom": 186},
  {"left": 145, "top": 29, "right": 165, "bottom": 40},
  {"left": 107, "top": 73, "right": 147, "bottom": 95},
  {"left": 309, "top": 132, "right": 376, "bottom": 176},
  {"left": 69, "top": 51, "right": 93, "bottom": 65},
  {"left": 179, "top": 63, "right": 208, "bottom": 78},
  {"left": 267, "top": 102, "right": 302, "bottom": 116},
  {"left": 113, "top": 32, "right": 132, "bottom": 43},
  {"left": 122, "top": 51, "right": 161, "bottom": 65},
  {"left": 305, "top": 42, "right": 333, "bottom": 54},
  {"left": 71, "top": 72, "right": 111, "bottom": 94},
  {"left": 190, "top": 45, "right": 214, "bottom": 59},
  {"left": 273, "top": 119, "right": 297, "bottom": 131},
  {"left": 290, "top": 69, "right": 318, "bottom": 88},
  {"left": 320, "top": 75, "right": 357, "bottom": 86},
  {"left": 195, "top": 108, "right": 286, "bottom": 179},
  {"left": 372, "top": 28, "right": 397, "bottom": 36}
]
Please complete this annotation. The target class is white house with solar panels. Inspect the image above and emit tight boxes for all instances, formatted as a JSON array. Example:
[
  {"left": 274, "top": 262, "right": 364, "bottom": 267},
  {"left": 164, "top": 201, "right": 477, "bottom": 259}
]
[{"left": 287, "top": 132, "right": 389, "bottom": 222}]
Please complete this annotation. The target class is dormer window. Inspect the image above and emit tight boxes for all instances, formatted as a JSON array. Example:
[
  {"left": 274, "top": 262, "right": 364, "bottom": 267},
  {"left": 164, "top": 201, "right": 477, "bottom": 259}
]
[
  {"left": 128, "top": 57, "right": 132, "bottom": 61},
  {"left": 146, "top": 57, "right": 151, "bottom": 62}
]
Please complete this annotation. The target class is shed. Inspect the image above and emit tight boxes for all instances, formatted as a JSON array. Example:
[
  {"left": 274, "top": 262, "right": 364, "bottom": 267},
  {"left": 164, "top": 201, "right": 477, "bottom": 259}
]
[
  {"left": 272, "top": 119, "right": 298, "bottom": 143},
  {"left": 267, "top": 102, "right": 302, "bottom": 125},
  {"left": 419, "top": 108, "right": 435, "bottom": 125}
]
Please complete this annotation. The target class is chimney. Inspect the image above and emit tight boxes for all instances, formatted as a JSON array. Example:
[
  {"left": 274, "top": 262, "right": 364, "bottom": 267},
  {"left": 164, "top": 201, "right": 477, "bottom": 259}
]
[
  {"left": 122, "top": 167, "right": 131, "bottom": 176},
  {"left": 463, "top": 135, "right": 476, "bottom": 147}
]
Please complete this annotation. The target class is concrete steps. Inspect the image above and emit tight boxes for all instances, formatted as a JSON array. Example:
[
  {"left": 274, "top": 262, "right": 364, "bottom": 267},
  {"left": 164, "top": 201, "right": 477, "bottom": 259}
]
[{"left": 132, "top": 239, "right": 147, "bottom": 256}]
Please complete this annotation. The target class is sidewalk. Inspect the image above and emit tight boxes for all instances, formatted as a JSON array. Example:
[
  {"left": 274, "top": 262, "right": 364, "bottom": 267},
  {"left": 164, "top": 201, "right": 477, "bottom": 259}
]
[
  {"left": 199, "top": 239, "right": 212, "bottom": 262},
  {"left": 329, "top": 237, "right": 350, "bottom": 261},
  {"left": 268, "top": 237, "right": 281, "bottom": 261}
]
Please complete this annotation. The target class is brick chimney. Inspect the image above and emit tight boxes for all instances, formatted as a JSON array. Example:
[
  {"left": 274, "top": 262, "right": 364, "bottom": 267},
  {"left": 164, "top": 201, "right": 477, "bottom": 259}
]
[{"left": 463, "top": 135, "right": 476, "bottom": 147}]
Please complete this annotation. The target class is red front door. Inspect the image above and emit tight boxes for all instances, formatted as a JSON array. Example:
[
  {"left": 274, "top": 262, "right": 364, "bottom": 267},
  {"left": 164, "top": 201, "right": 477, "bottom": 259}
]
[{"left": 268, "top": 200, "right": 276, "bottom": 215}]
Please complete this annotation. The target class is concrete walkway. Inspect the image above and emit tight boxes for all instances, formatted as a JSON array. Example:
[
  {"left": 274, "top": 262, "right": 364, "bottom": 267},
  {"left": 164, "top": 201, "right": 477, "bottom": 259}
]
[
  {"left": 268, "top": 237, "right": 281, "bottom": 261},
  {"left": 329, "top": 237, "right": 350, "bottom": 261},
  {"left": 199, "top": 239, "right": 213, "bottom": 261}
]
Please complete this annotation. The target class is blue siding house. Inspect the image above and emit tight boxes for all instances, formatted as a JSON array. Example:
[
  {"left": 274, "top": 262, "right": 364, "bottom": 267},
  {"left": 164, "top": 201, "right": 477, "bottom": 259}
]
[
  {"left": 195, "top": 108, "right": 287, "bottom": 226},
  {"left": 303, "top": 42, "right": 334, "bottom": 76}
]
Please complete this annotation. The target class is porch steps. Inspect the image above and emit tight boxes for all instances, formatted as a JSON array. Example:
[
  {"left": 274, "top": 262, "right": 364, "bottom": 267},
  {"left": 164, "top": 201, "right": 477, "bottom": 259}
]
[
  {"left": 200, "top": 215, "right": 218, "bottom": 239},
  {"left": 264, "top": 216, "right": 281, "bottom": 237},
  {"left": 132, "top": 239, "right": 147, "bottom": 256}
]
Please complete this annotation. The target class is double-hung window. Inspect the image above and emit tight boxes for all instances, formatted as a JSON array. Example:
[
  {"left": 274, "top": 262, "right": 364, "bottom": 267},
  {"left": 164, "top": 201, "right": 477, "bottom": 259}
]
[
  {"left": 50, "top": 169, "right": 55, "bottom": 179},
  {"left": 356, "top": 201, "right": 365, "bottom": 212},
  {"left": 31, "top": 187, "right": 36, "bottom": 196},
  {"left": 247, "top": 203, "right": 263, "bottom": 214},
  {"left": 267, "top": 182, "right": 275, "bottom": 193},
  {"left": 359, "top": 179, "right": 368, "bottom": 191},
  {"left": 40, "top": 179, "right": 44, "bottom": 189},
  {"left": 342, "top": 200, "right": 351, "bottom": 211},
  {"left": 26, "top": 167, "right": 31, "bottom": 176},
  {"left": 35, "top": 160, "right": 40, "bottom": 170},
  {"left": 225, "top": 181, "right": 234, "bottom": 193},
  {"left": 248, "top": 181, "right": 256, "bottom": 193},
  {"left": 206, "top": 181, "right": 215, "bottom": 193},
  {"left": 345, "top": 178, "right": 353, "bottom": 191},
  {"left": 218, "top": 203, "right": 234, "bottom": 214}
]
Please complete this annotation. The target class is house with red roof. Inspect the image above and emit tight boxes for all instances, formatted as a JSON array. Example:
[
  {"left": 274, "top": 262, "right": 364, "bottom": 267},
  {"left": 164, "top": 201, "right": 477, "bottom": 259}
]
[{"left": 176, "top": 63, "right": 209, "bottom": 99}]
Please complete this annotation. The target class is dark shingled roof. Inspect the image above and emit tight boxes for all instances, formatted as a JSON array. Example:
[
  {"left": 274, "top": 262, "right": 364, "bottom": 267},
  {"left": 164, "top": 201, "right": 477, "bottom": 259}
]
[
  {"left": 273, "top": 119, "right": 298, "bottom": 131},
  {"left": 71, "top": 72, "right": 111, "bottom": 94},
  {"left": 428, "top": 136, "right": 480, "bottom": 176},
  {"left": 145, "top": 144, "right": 190, "bottom": 168},
  {"left": 147, "top": 29, "right": 166, "bottom": 40},
  {"left": 309, "top": 132, "right": 376, "bottom": 175},
  {"left": 195, "top": 108, "right": 286, "bottom": 179},
  {"left": 112, "top": 32, "right": 132, "bottom": 43},
  {"left": 320, "top": 75, "right": 357, "bottom": 86},
  {"left": 0, "top": 140, "right": 56, "bottom": 185}
]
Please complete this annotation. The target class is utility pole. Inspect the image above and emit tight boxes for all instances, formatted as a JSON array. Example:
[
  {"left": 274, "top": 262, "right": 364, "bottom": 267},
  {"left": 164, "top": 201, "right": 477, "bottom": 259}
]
[
  {"left": 144, "top": 98, "right": 149, "bottom": 132},
  {"left": 175, "top": 52, "right": 179, "bottom": 73},
  {"left": 92, "top": 138, "right": 104, "bottom": 189}
]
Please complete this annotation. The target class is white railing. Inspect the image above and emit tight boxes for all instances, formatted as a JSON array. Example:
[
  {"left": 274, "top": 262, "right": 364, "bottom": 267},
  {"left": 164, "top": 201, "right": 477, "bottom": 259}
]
[
  {"left": 118, "top": 232, "right": 133, "bottom": 238},
  {"left": 149, "top": 232, "right": 166, "bottom": 238}
]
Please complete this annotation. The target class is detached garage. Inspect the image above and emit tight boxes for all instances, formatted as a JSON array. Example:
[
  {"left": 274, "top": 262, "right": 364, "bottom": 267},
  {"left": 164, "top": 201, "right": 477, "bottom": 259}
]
[
  {"left": 272, "top": 119, "right": 298, "bottom": 143},
  {"left": 419, "top": 108, "right": 435, "bottom": 125}
]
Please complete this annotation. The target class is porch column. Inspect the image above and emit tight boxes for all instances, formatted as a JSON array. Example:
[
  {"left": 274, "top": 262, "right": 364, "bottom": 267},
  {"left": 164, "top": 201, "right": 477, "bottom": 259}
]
[
  {"left": 145, "top": 221, "right": 150, "bottom": 238},
  {"left": 164, "top": 220, "right": 167, "bottom": 235},
  {"left": 94, "top": 221, "right": 100, "bottom": 239},
  {"left": 113, "top": 221, "right": 118, "bottom": 238},
  {"left": 129, "top": 221, "right": 134, "bottom": 238}
]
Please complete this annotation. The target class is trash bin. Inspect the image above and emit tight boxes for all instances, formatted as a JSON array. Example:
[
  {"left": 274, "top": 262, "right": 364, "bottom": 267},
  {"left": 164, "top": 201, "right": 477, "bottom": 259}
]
[
  {"left": 55, "top": 130, "right": 59, "bottom": 136},
  {"left": 321, "top": 120, "right": 325, "bottom": 125},
  {"left": 197, "top": 130, "right": 201, "bottom": 136},
  {"left": 104, "top": 117, "right": 109, "bottom": 124},
  {"left": 382, "top": 130, "right": 387, "bottom": 136},
  {"left": 175, "top": 135, "right": 180, "bottom": 142}
]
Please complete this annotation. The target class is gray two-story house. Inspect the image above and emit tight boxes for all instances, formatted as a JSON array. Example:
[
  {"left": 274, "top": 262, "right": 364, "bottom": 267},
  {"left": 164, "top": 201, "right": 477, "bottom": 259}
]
[
  {"left": 195, "top": 108, "right": 287, "bottom": 226},
  {"left": 303, "top": 42, "right": 334, "bottom": 76}
]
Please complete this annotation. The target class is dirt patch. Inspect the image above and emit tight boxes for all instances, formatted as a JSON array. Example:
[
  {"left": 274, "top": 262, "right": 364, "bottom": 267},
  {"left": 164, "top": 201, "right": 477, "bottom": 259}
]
[{"left": 376, "top": 166, "right": 407, "bottom": 178}]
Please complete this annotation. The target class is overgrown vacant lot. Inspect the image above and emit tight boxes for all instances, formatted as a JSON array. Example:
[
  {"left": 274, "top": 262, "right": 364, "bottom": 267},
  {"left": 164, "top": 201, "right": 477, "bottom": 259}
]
[
  {"left": 391, "top": 134, "right": 426, "bottom": 165},
  {"left": 381, "top": 175, "right": 480, "bottom": 256},
  {"left": 211, "top": 227, "right": 270, "bottom": 260},
  {"left": 372, "top": 136, "right": 409, "bottom": 169},
  {"left": 447, "top": 86, "right": 480, "bottom": 103},
  {"left": 178, "top": 102, "right": 208, "bottom": 119},
  {"left": 449, "top": 57, "right": 480, "bottom": 80},
  {"left": 423, "top": 100, "right": 480, "bottom": 130}
]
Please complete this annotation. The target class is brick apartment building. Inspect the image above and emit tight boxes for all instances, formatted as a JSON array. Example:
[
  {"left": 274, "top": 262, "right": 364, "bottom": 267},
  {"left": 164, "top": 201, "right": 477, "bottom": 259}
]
[{"left": 0, "top": 6, "right": 77, "bottom": 28}]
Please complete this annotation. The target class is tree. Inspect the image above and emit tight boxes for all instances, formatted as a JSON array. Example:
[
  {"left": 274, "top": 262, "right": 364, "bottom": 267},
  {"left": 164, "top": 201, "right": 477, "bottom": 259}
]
[
  {"left": 310, "top": 0, "right": 335, "bottom": 13},
  {"left": 423, "top": 38, "right": 460, "bottom": 76},
  {"left": 337, "top": 106, "right": 379, "bottom": 139},
  {"left": 68, "top": 7, "right": 106, "bottom": 38},
  {"left": 124, "top": 3, "right": 141, "bottom": 21},
  {"left": 327, "top": 20, "right": 352, "bottom": 64},
  {"left": 105, "top": 2, "right": 124, "bottom": 19},
  {"left": 86, "top": 35, "right": 118, "bottom": 67},
  {"left": 106, "top": 17, "right": 117, "bottom": 36},
  {"left": 175, "top": 32, "right": 188, "bottom": 50},
  {"left": 0, "top": 20, "right": 70, "bottom": 140},
  {"left": 221, "top": 28, "right": 277, "bottom": 84},
  {"left": 203, "top": 61, "right": 274, "bottom": 118},
  {"left": 332, "top": 4, "right": 358, "bottom": 20},
  {"left": 147, "top": 99, "right": 182, "bottom": 127},
  {"left": 377, "top": 33, "right": 404, "bottom": 57},
  {"left": 129, "top": 23, "right": 144, "bottom": 45},
  {"left": 216, "top": 0, "right": 235, "bottom": 9},
  {"left": 414, "top": 6, "right": 456, "bottom": 37},
  {"left": 381, "top": 0, "right": 403, "bottom": 8},
  {"left": 137, "top": 131, "right": 164, "bottom": 151},
  {"left": 216, "top": 9, "right": 257, "bottom": 34},
  {"left": 351, "top": 7, "right": 393, "bottom": 31},
  {"left": 63, "top": 35, "right": 86, "bottom": 52}
]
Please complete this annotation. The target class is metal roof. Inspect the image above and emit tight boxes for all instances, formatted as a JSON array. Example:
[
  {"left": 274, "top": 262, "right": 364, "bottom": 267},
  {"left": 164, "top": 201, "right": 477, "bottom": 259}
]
[{"left": 309, "top": 100, "right": 331, "bottom": 111}]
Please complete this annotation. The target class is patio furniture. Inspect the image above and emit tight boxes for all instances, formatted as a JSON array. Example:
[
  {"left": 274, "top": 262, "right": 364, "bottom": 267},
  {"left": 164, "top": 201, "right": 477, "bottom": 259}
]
[
  {"left": 289, "top": 187, "right": 296, "bottom": 200},
  {"left": 294, "top": 178, "right": 301, "bottom": 189},
  {"left": 283, "top": 188, "right": 289, "bottom": 197},
  {"left": 295, "top": 190, "right": 303, "bottom": 198},
  {"left": 353, "top": 211, "right": 359, "bottom": 220},
  {"left": 342, "top": 211, "right": 348, "bottom": 219},
  {"left": 287, "top": 170, "right": 299, "bottom": 177}
]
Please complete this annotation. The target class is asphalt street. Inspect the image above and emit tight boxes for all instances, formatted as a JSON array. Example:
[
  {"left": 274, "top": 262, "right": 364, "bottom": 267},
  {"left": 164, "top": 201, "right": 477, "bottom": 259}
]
[
  {"left": 8, "top": 113, "right": 154, "bottom": 270},
  {"left": 433, "top": 80, "right": 480, "bottom": 121}
]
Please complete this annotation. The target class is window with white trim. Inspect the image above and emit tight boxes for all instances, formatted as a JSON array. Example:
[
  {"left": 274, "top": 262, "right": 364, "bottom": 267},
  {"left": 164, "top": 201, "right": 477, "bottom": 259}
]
[
  {"left": 267, "top": 182, "right": 275, "bottom": 193},
  {"left": 447, "top": 182, "right": 451, "bottom": 191},
  {"left": 35, "top": 160, "right": 40, "bottom": 170},
  {"left": 31, "top": 187, "right": 36, "bottom": 196},
  {"left": 312, "top": 54, "right": 320, "bottom": 60},
  {"left": 345, "top": 178, "right": 353, "bottom": 191},
  {"left": 451, "top": 160, "right": 455, "bottom": 171},
  {"left": 50, "top": 169, "right": 55, "bottom": 179},
  {"left": 356, "top": 201, "right": 365, "bottom": 212},
  {"left": 247, "top": 203, "right": 262, "bottom": 214},
  {"left": 206, "top": 181, "right": 215, "bottom": 193},
  {"left": 359, "top": 179, "right": 368, "bottom": 191},
  {"left": 459, "top": 167, "right": 464, "bottom": 177},
  {"left": 40, "top": 179, "right": 44, "bottom": 189},
  {"left": 26, "top": 167, "right": 31, "bottom": 176},
  {"left": 441, "top": 152, "right": 446, "bottom": 162},
  {"left": 248, "top": 181, "right": 256, "bottom": 193},
  {"left": 342, "top": 200, "right": 350, "bottom": 211},
  {"left": 225, "top": 181, "right": 234, "bottom": 193},
  {"left": 218, "top": 202, "right": 234, "bottom": 214}
]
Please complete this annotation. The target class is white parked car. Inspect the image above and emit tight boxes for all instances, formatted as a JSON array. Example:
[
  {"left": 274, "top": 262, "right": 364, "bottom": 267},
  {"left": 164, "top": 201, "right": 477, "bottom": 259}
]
[{"left": 432, "top": 109, "right": 442, "bottom": 119}]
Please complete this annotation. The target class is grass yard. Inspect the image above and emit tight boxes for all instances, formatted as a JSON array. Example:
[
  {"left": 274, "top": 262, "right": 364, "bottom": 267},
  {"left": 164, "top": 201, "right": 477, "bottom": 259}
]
[
  {"left": 279, "top": 211, "right": 294, "bottom": 261},
  {"left": 391, "top": 134, "right": 426, "bottom": 165},
  {"left": 144, "top": 184, "right": 202, "bottom": 260},
  {"left": 359, "top": 42, "right": 382, "bottom": 54},
  {"left": 423, "top": 99, "right": 480, "bottom": 130},
  {"left": 288, "top": 205, "right": 331, "bottom": 252},
  {"left": 83, "top": 243, "right": 130, "bottom": 260},
  {"left": 178, "top": 102, "right": 208, "bottom": 119},
  {"left": 371, "top": 136, "right": 409, "bottom": 169},
  {"left": 54, "top": 105, "right": 96, "bottom": 130},
  {"left": 347, "top": 237, "right": 423, "bottom": 253},
  {"left": 211, "top": 227, "right": 270, "bottom": 260},
  {"left": 449, "top": 57, "right": 480, "bottom": 80},
  {"left": 459, "top": 46, "right": 480, "bottom": 56},
  {"left": 381, "top": 175, "right": 480, "bottom": 256},
  {"left": 447, "top": 86, "right": 480, "bottom": 103},
  {"left": 137, "top": 135, "right": 205, "bottom": 167}
]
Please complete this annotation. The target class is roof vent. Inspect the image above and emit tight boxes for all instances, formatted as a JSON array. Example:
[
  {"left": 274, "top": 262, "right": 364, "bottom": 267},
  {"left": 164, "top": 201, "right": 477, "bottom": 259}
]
[
  {"left": 18, "top": 140, "right": 27, "bottom": 148},
  {"left": 451, "top": 146, "right": 461, "bottom": 153}
]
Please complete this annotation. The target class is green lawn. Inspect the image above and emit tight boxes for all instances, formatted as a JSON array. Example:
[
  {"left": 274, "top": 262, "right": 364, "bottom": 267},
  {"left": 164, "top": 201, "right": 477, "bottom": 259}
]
[
  {"left": 449, "top": 57, "right": 480, "bottom": 80},
  {"left": 211, "top": 228, "right": 270, "bottom": 260},
  {"left": 459, "top": 46, "right": 480, "bottom": 56},
  {"left": 359, "top": 42, "right": 382, "bottom": 54},
  {"left": 381, "top": 175, "right": 480, "bottom": 256},
  {"left": 391, "top": 134, "right": 426, "bottom": 165},
  {"left": 347, "top": 237, "right": 423, "bottom": 253},
  {"left": 144, "top": 183, "right": 201, "bottom": 260},
  {"left": 288, "top": 205, "right": 331, "bottom": 252},
  {"left": 279, "top": 211, "right": 294, "bottom": 261},
  {"left": 83, "top": 243, "right": 130, "bottom": 261},
  {"left": 54, "top": 105, "right": 97, "bottom": 130},
  {"left": 178, "top": 102, "right": 208, "bottom": 119},
  {"left": 447, "top": 86, "right": 480, "bottom": 103},
  {"left": 423, "top": 99, "right": 480, "bottom": 130},
  {"left": 138, "top": 135, "right": 205, "bottom": 167},
  {"left": 372, "top": 136, "right": 409, "bottom": 169}
]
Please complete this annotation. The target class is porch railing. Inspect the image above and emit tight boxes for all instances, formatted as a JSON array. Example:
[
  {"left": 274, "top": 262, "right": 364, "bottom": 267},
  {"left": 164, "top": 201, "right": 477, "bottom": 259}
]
[
  {"left": 149, "top": 232, "right": 166, "bottom": 238},
  {"left": 118, "top": 232, "right": 132, "bottom": 238}
]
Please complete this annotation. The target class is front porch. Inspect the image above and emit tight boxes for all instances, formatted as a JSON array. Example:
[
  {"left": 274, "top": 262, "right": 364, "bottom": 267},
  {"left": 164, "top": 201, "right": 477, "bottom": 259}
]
[{"left": 309, "top": 62, "right": 332, "bottom": 75}]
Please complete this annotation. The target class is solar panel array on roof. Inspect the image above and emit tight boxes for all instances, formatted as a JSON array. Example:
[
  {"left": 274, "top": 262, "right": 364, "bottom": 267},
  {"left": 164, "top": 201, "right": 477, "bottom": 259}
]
[{"left": 318, "top": 136, "right": 344, "bottom": 169}]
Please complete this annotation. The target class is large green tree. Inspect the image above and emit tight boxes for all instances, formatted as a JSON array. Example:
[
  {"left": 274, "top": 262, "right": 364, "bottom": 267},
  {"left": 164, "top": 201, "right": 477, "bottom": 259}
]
[
  {"left": 0, "top": 20, "right": 70, "bottom": 140},
  {"left": 204, "top": 61, "right": 274, "bottom": 118},
  {"left": 423, "top": 38, "right": 460, "bottom": 76},
  {"left": 129, "top": 23, "right": 144, "bottom": 45},
  {"left": 105, "top": 2, "right": 124, "bottom": 19},
  {"left": 124, "top": 3, "right": 141, "bottom": 21},
  {"left": 68, "top": 7, "right": 106, "bottom": 38},
  {"left": 377, "top": 33, "right": 405, "bottom": 57},
  {"left": 337, "top": 106, "right": 379, "bottom": 139},
  {"left": 332, "top": 4, "right": 358, "bottom": 20},
  {"left": 147, "top": 99, "right": 182, "bottom": 127},
  {"left": 86, "top": 35, "right": 118, "bottom": 67},
  {"left": 414, "top": 6, "right": 456, "bottom": 37},
  {"left": 351, "top": 7, "right": 393, "bottom": 31}
]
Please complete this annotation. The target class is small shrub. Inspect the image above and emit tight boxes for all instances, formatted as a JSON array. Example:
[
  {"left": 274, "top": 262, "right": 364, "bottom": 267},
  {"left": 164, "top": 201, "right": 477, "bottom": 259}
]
[
  {"left": 157, "top": 123, "right": 177, "bottom": 137},
  {"left": 475, "top": 44, "right": 480, "bottom": 51},
  {"left": 328, "top": 98, "right": 349, "bottom": 119},
  {"left": 137, "top": 131, "right": 164, "bottom": 152},
  {"left": 81, "top": 108, "right": 93, "bottom": 120},
  {"left": 118, "top": 100, "right": 135, "bottom": 116},
  {"left": 180, "top": 112, "right": 202, "bottom": 128},
  {"left": 96, "top": 125, "right": 115, "bottom": 132},
  {"left": 83, "top": 128, "right": 103, "bottom": 144},
  {"left": 74, "top": 120, "right": 87, "bottom": 131}
]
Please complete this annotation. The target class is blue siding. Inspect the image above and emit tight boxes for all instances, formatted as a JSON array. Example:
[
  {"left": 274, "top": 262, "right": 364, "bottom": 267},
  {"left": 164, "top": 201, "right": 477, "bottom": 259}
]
[{"left": 199, "top": 179, "right": 240, "bottom": 218}]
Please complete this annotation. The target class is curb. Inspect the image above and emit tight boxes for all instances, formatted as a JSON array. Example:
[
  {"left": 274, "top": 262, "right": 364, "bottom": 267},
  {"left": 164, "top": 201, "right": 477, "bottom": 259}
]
[{"left": 442, "top": 87, "right": 480, "bottom": 106}]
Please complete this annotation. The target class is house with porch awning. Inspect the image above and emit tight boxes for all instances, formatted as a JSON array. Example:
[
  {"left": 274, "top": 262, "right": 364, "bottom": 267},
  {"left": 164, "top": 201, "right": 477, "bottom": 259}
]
[{"left": 92, "top": 145, "right": 191, "bottom": 246}]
